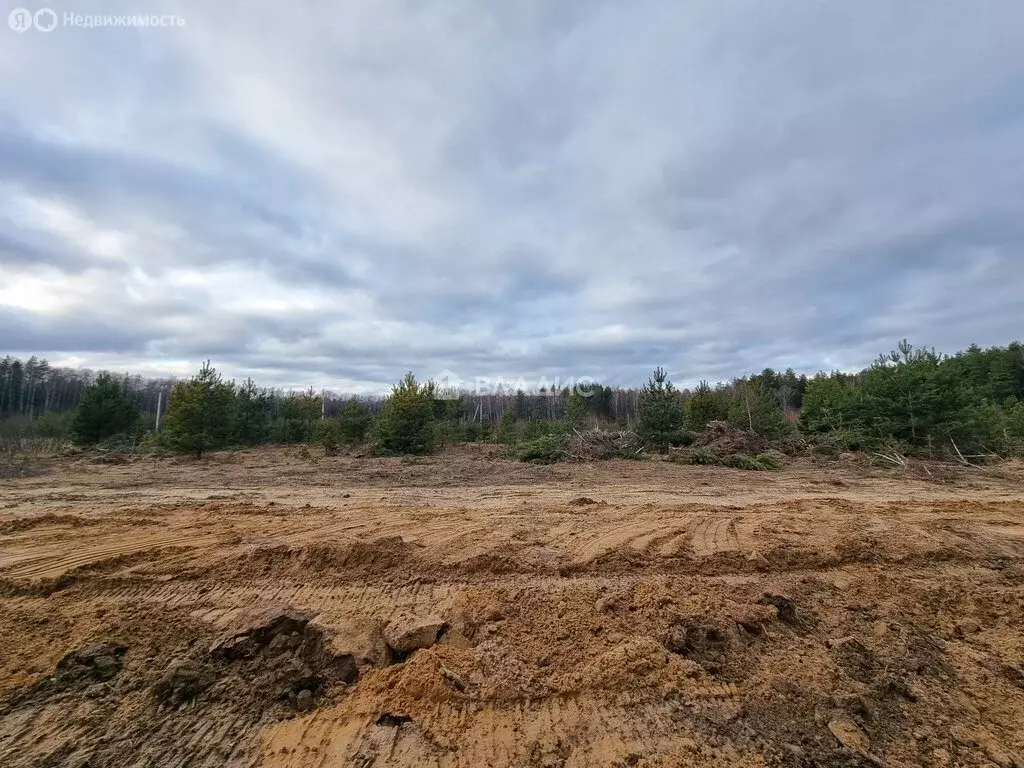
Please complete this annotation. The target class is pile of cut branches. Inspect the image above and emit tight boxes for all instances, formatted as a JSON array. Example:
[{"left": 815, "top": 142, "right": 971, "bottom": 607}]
[{"left": 564, "top": 428, "right": 644, "bottom": 460}]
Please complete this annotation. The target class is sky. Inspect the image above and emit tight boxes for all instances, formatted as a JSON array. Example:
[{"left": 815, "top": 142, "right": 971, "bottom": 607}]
[{"left": 1, "top": 1, "right": 1022, "bottom": 393}]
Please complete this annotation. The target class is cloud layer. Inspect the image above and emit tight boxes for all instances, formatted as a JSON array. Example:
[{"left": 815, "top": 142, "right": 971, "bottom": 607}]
[{"left": 2, "top": 0, "right": 1022, "bottom": 391}]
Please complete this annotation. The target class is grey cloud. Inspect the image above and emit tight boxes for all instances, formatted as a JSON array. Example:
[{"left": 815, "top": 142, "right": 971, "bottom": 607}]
[
  {"left": 1, "top": 0, "right": 1022, "bottom": 390},
  {"left": 0, "top": 307, "right": 154, "bottom": 354}
]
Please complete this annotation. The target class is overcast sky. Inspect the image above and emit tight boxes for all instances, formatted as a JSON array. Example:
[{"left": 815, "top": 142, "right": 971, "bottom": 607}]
[{"left": 1, "top": 1, "right": 1022, "bottom": 392}]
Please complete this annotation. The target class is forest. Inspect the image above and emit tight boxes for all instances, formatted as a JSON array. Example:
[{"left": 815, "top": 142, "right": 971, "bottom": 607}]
[{"left": 1, "top": 340, "right": 1023, "bottom": 463}]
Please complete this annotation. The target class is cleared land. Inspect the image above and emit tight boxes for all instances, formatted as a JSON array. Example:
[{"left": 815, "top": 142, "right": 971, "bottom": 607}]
[{"left": 1, "top": 446, "right": 1023, "bottom": 767}]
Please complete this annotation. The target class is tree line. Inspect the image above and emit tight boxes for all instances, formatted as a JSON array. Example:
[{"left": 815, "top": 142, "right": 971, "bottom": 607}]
[
  {"left": 2, "top": 340, "right": 1022, "bottom": 460},
  {"left": 0, "top": 353, "right": 808, "bottom": 431}
]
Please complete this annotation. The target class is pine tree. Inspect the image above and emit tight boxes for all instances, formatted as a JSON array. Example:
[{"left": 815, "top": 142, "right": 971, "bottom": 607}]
[
  {"left": 312, "top": 418, "right": 341, "bottom": 455},
  {"left": 0, "top": 356, "right": 13, "bottom": 417},
  {"left": 514, "top": 389, "right": 528, "bottom": 420},
  {"left": 71, "top": 373, "right": 139, "bottom": 445},
  {"left": 337, "top": 398, "right": 372, "bottom": 444},
  {"left": 637, "top": 367, "right": 684, "bottom": 450},
  {"left": 7, "top": 360, "right": 23, "bottom": 417},
  {"left": 564, "top": 389, "right": 587, "bottom": 429},
  {"left": 374, "top": 373, "right": 436, "bottom": 455},
  {"left": 684, "top": 381, "right": 729, "bottom": 431},
  {"left": 800, "top": 372, "right": 859, "bottom": 435},
  {"left": 727, "top": 379, "right": 789, "bottom": 438},
  {"left": 234, "top": 378, "right": 271, "bottom": 445},
  {"left": 497, "top": 408, "right": 519, "bottom": 444},
  {"left": 163, "top": 361, "right": 236, "bottom": 458},
  {"left": 271, "top": 388, "right": 322, "bottom": 443}
]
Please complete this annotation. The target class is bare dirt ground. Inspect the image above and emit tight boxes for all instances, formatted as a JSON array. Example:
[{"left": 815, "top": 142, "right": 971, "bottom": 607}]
[{"left": 1, "top": 445, "right": 1023, "bottom": 767}]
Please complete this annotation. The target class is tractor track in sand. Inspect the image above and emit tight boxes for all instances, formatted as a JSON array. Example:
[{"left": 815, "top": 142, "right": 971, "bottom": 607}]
[{"left": 1, "top": 446, "right": 1023, "bottom": 766}]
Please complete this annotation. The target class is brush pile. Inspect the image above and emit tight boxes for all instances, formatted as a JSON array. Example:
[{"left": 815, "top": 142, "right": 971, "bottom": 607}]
[
  {"left": 564, "top": 429, "right": 644, "bottom": 460},
  {"left": 693, "top": 421, "right": 769, "bottom": 456}
]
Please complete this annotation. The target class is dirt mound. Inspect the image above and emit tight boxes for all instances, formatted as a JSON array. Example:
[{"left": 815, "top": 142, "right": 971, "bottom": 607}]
[
  {"left": 664, "top": 620, "right": 731, "bottom": 661},
  {"left": 190, "top": 606, "right": 359, "bottom": 712},
  {"left": 0, "top": 604, "right": 376, "bottom": 766},
  {"left": 353, "top": 645, "right": 476, "bottom": 709},
  {"left": 383, "top": 614, "right": 446, "bottom": 656},
  {"left": 53, "top": 642, "right": 127, "bottom": 689},
  {"left": 152, "top": 660, "right": 218, "bottom": 706},
  {"left": 574, "top": 636, "right": 706, "bottom": 692},
  {"left": 457, "top": 542, "right": 567, "bottom": 576},
  {"left": 228, "top": 535, "right": 421, "bottom": 580},
  {"left": 209, "top": 606, "right": 317, "bottom": 659},
  {"left": 10, "top": 605, "right": 359, "bottom": 721},
  {"left": 0, "top": 514, "right": 99, "bottom": 535},
  {"left": 322, "top": 535, "right": 416, "bottom": 570}
]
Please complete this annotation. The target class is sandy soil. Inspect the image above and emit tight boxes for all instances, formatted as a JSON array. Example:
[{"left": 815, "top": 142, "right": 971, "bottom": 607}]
[{"left": 1, "top": 445, "right": 1023, "bottom": 767}]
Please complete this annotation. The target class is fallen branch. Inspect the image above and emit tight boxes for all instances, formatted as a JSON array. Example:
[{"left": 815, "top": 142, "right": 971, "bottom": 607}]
[
  {"left": 949, "top": 437, "right": 989, "bottom": 471},
  {"left": 949, "top": 437, "right": 970, "bottom": 467},
  {"left": 871, "top": 452, "right": 906, "bottom": 467}
]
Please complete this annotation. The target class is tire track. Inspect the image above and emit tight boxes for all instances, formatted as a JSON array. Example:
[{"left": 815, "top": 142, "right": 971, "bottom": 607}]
[
  {"left": 568, "top": 519, "right": 672, "bottom": 563},
  {"left": 2, "top": 533, "right": 223, "bottom": 580},
  {"left": 691, "top": 516, "right": 740, "bottom": 556},
  {"left": 258, "top": 690, "right": 741, "bottom": 767}
]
